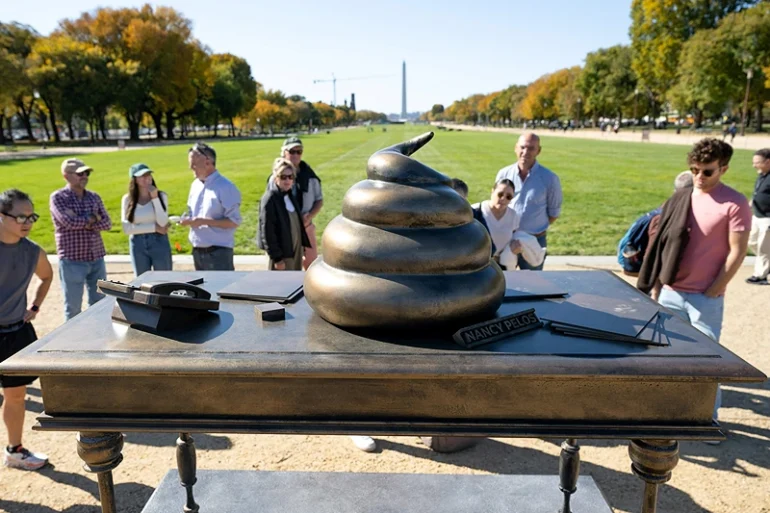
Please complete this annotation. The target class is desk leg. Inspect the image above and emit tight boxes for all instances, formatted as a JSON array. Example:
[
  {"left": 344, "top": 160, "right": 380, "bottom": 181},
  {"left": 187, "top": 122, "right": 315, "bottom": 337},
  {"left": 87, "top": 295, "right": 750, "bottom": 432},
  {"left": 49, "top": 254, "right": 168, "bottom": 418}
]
[
  {"left": 558, "top": 438, "right": 580, "bottom": 513},
  {"left": 629, "top": 439, "right": 679, "bottom": 513},
  {"left": 76, "top": 431, "right": 124, "bottom": 513},
  {"left": 176, "top": 432, "right": 200, "bottom": 513}
]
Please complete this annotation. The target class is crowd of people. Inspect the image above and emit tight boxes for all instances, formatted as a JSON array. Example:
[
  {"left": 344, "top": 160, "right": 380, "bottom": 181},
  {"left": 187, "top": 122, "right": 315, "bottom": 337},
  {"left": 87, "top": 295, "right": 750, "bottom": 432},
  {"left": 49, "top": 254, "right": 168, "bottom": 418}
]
[{"left": 0, "top": 132, "right": 768, "bottom": 468}]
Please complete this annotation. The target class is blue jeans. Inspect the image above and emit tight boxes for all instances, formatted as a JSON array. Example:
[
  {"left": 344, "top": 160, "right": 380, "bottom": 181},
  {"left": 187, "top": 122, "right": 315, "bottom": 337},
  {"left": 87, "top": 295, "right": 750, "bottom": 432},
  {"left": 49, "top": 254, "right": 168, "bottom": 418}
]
[
  {"left": 517, "top": 233, "right": 547, "bottom": 271},
  {"left": 192, "top": 246, "right": 234, "bottom": 271},
  {"left": 59, "top": 258, "right": 107, "bottom": 321},
  {"left": 130, "top": 233, "right": 173, "bottom": 277},
  {"left": 658, "top": 287, "right": 724, "bottom": 418}
]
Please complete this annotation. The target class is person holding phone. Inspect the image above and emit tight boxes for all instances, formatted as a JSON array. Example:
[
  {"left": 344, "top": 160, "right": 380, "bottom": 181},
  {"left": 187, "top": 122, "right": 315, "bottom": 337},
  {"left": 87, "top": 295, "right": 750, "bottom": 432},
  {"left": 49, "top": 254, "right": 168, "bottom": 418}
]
[{"left": 121, "top": 163, "right": 172, "bottom": 277}]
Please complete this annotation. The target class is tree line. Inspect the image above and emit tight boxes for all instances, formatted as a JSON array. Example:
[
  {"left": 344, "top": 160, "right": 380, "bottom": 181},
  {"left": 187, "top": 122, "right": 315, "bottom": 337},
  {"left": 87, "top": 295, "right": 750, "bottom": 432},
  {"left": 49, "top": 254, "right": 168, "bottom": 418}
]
[
  {"left": 0, "top": 5, "right": 386, "bottom": 144},
  {"left": 427, "top": 1, "right": 770, "bottom": 131}
]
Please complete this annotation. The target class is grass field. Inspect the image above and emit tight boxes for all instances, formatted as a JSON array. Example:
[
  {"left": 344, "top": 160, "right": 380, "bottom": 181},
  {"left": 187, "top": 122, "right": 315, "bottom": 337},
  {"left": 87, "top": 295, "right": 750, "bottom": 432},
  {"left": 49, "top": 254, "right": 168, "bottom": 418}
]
[{"left": 0, "top": 125, "right": 759, "bottom": 255}]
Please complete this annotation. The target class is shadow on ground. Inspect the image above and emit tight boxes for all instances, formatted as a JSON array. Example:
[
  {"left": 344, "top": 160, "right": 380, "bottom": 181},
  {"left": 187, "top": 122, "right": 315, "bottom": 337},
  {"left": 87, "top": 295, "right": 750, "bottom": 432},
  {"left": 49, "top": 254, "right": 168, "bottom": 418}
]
[
  {"left": 0, "top": 477, "right": 153, "bottom": 513},
  {"left": 381, "top": 438, "right": 709, "bottom": 513}
]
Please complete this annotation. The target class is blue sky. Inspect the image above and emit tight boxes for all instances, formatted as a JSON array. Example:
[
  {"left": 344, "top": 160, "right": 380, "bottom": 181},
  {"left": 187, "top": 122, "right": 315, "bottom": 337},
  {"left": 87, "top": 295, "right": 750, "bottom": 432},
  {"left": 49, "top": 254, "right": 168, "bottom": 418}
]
[{"left": 4, "top": 1, "right": 633, "bottom": 114}]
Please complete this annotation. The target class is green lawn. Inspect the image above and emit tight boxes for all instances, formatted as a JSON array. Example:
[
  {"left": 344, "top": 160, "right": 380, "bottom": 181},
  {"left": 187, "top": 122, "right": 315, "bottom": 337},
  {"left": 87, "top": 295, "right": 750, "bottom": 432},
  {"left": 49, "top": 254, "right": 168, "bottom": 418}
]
[{"left": 0, "top": 126, "right": 758, "bottom": 256}]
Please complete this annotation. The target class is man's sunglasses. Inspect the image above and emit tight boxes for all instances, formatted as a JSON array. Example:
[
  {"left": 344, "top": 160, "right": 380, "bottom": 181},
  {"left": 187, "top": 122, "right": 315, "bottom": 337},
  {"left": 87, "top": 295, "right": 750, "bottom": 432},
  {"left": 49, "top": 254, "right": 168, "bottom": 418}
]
[
  {"left": 190, "top": 143, "right": 216, "bottom": 160},
  {"left": 71, "top": 170, "right": 91, "bottom": 177},
  {"left": 690, "top": 166, "right": 720, "bottom": 177},
  {"left": 288, "top": 148, "right": 303, "bottom": 155},
  {"left": 2, "top": 212, "right": 40, "bottom": 224}
]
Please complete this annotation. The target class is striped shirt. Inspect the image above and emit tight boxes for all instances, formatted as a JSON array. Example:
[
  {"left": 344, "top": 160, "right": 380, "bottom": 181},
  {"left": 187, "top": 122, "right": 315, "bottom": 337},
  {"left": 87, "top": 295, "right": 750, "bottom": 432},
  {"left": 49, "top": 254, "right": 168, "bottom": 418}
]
[{"left": 49, "top": 187, "right": 111, "bottom": 261}]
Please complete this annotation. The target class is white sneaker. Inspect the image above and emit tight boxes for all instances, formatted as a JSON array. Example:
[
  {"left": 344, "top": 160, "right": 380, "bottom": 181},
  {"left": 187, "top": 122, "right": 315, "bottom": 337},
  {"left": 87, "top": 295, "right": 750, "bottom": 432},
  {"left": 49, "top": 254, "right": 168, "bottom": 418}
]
[
  {"left": 350, "top": 436, "right": 377, "bottom": 453},
  {"left": 3, "top": 446, "right": 48, "bottom": 470}
]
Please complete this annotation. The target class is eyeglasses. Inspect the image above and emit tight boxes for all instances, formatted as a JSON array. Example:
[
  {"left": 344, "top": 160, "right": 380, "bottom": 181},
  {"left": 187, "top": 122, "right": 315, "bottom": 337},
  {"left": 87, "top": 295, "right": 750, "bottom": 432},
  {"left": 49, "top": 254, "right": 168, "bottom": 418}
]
[
  {"left": 75, "top": 170, "right": 91, "bottom": 177},
  {"left": 1, "top": 212, "right": 40, "bottom": 224},
  {"left": 689, "top": 166, "right": 719, "bottom": 177},
  {"left": 288, "top": 148, "right": 303, "bottom": 155},
  {"left": 279, "top": 174, "right": 295, "bottom": 181},
  {"left": 497, "top": 192, "right": 514, "bottom": 200}
]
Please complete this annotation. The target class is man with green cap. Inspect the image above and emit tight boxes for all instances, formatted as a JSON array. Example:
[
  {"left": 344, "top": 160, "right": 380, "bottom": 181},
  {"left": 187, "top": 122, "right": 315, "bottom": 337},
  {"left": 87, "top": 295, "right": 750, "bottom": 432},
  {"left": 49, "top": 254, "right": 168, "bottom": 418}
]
[{"left": 281, "top": 137, "right": 323, "bottom": 269}]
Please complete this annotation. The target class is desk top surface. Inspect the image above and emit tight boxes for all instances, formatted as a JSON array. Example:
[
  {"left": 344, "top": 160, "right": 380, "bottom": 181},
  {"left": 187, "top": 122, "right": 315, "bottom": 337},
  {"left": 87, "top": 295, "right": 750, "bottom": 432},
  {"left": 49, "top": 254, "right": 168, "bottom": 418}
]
[{"left": 2, "top": 270, "right": 764, "bottom": 383}]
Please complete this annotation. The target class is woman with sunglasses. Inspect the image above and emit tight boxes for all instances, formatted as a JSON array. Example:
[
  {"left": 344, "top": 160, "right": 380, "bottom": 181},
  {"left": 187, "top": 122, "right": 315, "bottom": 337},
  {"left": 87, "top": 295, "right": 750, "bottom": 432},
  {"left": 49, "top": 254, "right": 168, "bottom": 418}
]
[
  {"left": 258, "top": 158, "right": 310, "bottom": 270},
  {"left": 471, "top": 179, "right": 522, "bottom": 268},
  {"left": 0, "top": 189, "right": 53, "bottom": 470},
  {"left": 121, "top": 163, "right": 172, "bottom": 276}
]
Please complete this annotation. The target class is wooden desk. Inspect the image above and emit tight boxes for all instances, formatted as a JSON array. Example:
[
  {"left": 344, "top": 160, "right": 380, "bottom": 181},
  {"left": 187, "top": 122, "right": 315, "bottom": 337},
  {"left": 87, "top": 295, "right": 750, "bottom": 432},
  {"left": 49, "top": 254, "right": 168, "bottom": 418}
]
[{"left": 2, "top": 271, "right": 764, "bottom": 513}]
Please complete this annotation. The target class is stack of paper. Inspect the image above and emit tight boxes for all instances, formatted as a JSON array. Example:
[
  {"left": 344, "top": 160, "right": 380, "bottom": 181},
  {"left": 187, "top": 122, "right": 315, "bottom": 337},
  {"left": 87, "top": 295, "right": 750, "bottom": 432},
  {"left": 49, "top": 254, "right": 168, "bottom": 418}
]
[
  {"left": 543, "top": 293, "right": 668, "bottom": 346},
  {"left": 217, "top": 271, "right": 304, "bottom": 303}
]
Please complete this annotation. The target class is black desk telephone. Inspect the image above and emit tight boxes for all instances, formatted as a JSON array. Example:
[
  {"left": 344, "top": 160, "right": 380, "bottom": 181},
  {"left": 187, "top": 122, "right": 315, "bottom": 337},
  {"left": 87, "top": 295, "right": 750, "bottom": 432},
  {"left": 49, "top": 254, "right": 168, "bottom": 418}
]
[{"left": 97, "top": 278, "right": 219, "bottom": 330}]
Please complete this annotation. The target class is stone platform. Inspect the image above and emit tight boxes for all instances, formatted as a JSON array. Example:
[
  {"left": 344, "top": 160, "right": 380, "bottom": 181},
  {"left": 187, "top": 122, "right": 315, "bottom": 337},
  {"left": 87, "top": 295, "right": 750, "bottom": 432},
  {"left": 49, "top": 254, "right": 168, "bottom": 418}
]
[{"left": 141, "top": 470, "right": 612, "bottom": 513}]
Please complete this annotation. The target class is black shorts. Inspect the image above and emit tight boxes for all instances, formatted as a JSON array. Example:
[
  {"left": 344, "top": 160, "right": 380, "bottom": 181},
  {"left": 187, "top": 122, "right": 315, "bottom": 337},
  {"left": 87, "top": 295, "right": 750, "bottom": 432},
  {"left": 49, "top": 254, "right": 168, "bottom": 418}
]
[{"left": 0, "top": 322, "right": 38, "bottom": 388}]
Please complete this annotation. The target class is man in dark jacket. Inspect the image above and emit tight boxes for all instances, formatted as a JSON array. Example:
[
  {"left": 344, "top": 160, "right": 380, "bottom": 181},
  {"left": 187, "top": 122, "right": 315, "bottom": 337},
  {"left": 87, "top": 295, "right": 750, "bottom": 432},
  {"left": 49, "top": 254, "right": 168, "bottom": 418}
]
[{"left": 746, "top": 148, "right": 770, "bottom": 284}]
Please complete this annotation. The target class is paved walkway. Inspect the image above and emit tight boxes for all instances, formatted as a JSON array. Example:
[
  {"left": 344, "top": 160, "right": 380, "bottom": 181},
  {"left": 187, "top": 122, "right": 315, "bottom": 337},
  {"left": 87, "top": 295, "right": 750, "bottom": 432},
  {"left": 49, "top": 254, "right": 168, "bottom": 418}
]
[{"left": 436, "top": 123, "right": 770, "bottom": 150}]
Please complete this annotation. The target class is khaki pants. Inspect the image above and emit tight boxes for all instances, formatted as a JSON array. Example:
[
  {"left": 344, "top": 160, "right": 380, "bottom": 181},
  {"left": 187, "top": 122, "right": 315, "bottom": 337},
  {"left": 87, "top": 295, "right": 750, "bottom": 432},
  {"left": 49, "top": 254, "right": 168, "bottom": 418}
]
[
  {"left": 303, "top": 222, "right": 318, "bottom": 270},
  {"left": 748, "top": 215, "right": 770, "bottom": 279}
]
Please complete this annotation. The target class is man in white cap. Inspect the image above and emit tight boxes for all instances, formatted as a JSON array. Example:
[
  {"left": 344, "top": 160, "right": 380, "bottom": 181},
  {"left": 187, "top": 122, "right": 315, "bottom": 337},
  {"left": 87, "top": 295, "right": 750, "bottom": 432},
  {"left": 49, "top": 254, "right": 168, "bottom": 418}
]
[
  {"left": 281, "top": 136, "right": 323, "bottom": 269},
  {"left": 49, "top": 158, "right": 111, "bottom": 321}
]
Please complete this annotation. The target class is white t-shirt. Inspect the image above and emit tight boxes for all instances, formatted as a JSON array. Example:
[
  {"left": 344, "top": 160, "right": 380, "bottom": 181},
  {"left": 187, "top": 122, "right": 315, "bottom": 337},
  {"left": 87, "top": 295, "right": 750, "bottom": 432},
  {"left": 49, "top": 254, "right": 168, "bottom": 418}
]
[
  {"left": 121, "top": 193, "right": 169, "bottom": 235},
  {"left": 475, "top": 200, "right": 520, "bottom": 256}
]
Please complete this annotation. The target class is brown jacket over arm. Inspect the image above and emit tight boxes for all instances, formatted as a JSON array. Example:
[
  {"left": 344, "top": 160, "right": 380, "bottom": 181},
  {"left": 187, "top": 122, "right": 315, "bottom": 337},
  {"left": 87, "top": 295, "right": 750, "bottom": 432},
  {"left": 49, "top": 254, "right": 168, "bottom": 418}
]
[{"left": 637, "top": 188, "right": 692, "bottom": 294}]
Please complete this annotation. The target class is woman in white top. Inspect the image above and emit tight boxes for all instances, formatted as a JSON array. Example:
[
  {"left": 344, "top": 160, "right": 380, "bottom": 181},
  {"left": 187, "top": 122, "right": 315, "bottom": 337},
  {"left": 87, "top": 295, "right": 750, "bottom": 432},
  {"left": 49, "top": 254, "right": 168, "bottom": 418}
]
[
  {"left": 121, "top": 163, "right": 172, "bottom": 276},
  {"left": 471, "top": 179, "right": 522, "bottom": 269}
]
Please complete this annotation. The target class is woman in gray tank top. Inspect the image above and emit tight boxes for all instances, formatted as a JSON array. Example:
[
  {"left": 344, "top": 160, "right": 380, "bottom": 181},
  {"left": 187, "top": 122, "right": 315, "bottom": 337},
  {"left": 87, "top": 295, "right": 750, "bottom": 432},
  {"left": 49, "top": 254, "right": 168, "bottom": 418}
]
[{"left": 0, "top": 189, "right": 54, "bottom": 470}]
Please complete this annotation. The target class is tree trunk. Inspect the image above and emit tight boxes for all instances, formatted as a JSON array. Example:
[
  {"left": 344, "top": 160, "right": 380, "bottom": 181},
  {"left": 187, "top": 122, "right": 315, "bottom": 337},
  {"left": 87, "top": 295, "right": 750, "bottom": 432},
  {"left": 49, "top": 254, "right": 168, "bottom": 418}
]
[
  {"left": 755, "top": 104, "right": 764, "bottom": 133},
  {"left": 229, "top": 118, "right": 235, "bottom": 137},
  {"left": 166, "top": 110, "right": 175, "bottom": 140},
  {"left": 0, "top": 113, "right": 5, "bottom": 145},
  {"left": 693, "top": 108, "right": 703, "bottom": 129},
  {"left": 43, "top": 99, "right": 61, "bottom": 143},
  {"left": 99, "top": 114, "right": 107, "bottom": 140},
  {"left": 149, "top": 111, "right": 163, "bottom": 139},
  {"left": 125, "top": 111, "right": 141, "bottom": 141},
  {"left": 15, "top": 98, "right": 36, "bottom": 141},
  {"left": 66, "top": 117, "right": 75, "bottom": 140},
  {"left": 37, "top": 107, "right": 51, "bottom": 141}
]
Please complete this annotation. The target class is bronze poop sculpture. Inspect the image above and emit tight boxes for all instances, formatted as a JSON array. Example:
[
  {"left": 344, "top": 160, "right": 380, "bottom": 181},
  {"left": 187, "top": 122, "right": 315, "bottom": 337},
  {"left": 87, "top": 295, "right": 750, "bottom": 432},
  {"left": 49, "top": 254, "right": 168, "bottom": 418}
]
[{"left": 304, "top": 132, "right": 505, "bottom": 329}]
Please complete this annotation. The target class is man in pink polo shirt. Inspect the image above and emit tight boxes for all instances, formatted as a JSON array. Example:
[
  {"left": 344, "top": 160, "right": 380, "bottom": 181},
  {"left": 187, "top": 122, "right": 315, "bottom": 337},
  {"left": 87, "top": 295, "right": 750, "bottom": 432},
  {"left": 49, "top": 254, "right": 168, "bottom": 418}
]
[{"left": 656, "top": 138, "right": 751, "bottom": 432}]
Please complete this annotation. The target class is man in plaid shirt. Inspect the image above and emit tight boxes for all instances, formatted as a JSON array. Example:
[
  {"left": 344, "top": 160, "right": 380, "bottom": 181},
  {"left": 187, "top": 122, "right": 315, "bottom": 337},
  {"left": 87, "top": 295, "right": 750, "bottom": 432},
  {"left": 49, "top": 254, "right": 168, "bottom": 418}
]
[{"left": 49, "top": 159, "right": 112, "bottom": 321}]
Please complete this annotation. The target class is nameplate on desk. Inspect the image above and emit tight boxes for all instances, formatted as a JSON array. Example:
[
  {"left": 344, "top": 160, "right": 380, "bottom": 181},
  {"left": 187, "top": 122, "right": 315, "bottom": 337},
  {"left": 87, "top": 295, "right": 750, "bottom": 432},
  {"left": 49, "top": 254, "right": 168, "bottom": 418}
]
[{"left": 453, "top": 309, "right": 542, "bottom": 348}]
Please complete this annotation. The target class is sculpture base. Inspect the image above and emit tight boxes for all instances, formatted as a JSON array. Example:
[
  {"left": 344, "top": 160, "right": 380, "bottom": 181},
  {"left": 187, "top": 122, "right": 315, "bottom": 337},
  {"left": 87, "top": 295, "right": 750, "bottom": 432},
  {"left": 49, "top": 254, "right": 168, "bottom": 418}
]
[{"left": 141, "top": 470, "right": 612, "bottom": 513}]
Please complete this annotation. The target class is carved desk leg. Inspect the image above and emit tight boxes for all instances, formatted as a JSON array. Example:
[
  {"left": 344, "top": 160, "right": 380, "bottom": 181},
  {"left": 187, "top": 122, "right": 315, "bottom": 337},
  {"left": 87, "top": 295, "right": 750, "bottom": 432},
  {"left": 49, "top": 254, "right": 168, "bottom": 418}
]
[
  {"left": 76, "top": 432, "right": 124, "bottom": 513},
  {"left": 177, "top": 433, "right": 200, "bottom": 513},
  {"left": 558, "top": 438, "right": 580, "bottom": 513},
  {"left": 628, "top": 439, "right": 679, "bottom": 513}
]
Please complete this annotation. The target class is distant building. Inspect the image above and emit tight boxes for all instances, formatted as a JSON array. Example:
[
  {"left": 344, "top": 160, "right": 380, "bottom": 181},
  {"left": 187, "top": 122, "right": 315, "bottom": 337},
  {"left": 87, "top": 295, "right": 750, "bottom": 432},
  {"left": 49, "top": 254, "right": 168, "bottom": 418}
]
[{"left": 401, "top": 61, "right": 407, "bottom": 119}]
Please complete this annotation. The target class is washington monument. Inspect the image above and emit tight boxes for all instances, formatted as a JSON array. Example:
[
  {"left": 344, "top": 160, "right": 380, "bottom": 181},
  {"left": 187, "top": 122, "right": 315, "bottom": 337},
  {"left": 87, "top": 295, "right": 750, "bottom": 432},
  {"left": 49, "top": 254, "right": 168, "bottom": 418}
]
[{"left": 401, "top": 60, "right": 407, "bottom": 119}]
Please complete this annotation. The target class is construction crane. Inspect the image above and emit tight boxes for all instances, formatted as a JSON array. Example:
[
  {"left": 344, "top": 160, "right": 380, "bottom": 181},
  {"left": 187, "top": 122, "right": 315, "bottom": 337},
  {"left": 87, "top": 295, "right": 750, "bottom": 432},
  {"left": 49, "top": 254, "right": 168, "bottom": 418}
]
[{"left": 313, "top": 73, "right": 395, "bottom": 106}]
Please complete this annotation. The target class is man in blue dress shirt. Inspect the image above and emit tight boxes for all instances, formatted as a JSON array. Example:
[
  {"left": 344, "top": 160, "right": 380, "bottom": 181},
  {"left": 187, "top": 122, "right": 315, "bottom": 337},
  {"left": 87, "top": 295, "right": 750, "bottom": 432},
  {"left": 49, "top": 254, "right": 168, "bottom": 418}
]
[
  {"left": 495, "top": 133, "right": 562, "bottom": 270},
  {"left": 181, "top": 142, "right": 242, "bottom": 270}
]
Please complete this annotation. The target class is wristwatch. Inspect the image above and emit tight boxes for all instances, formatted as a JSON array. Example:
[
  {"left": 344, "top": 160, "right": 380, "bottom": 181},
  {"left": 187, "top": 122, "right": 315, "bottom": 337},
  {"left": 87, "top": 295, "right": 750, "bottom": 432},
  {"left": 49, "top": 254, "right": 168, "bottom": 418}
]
[{"left": 31, "top": 305, "right": 39, "bottom": 312}]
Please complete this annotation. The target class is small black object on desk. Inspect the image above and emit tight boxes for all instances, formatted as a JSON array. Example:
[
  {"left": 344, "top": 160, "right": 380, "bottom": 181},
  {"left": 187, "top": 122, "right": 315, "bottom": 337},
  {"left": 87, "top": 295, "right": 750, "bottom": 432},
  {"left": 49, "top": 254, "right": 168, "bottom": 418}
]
[{"left": 255, "top": 302, "right": 285, "bottom": 322}]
